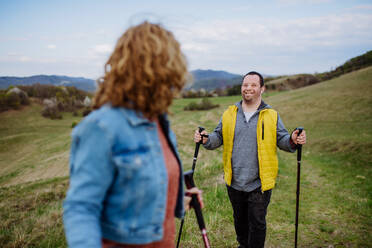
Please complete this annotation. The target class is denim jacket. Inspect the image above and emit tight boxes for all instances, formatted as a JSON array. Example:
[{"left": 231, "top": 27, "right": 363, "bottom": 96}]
[{"left": 63, "top": 105, "right": 185, "bottom": 247}]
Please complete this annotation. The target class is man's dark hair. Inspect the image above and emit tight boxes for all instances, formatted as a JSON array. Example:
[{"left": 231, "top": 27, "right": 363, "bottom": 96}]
[{"left": 242, "top": 71, "right": 264, "bottom": 87}]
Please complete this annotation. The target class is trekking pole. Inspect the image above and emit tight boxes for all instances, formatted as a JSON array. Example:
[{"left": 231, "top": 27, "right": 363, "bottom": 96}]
[
  {"left": 176, "top": 127, "right": 209, "bottom": 248},
  {"left": 295, "top": 127, "right": 304, "bottom": 248},
  {"left": 192, "top": 127, "right": 207, "bottom": 171},
  {"left": 184, "top": 170, "right": 211, "bottom": 248}
]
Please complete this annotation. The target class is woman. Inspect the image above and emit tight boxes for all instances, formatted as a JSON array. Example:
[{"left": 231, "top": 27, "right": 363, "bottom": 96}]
[{"left": 63, "top": 21, "right": 202, "bottom": 248}]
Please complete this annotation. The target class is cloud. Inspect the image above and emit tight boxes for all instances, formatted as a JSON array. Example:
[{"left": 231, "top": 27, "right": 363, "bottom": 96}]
[
  {"left": 172, "top": 12, "right": 372, "bottom": 74},
  {"left": 47, "top": 44, "right": 57, "bottom": 49},
  {"left": 277, "top": 0, "right": 333, "bottom": 4},
  {"left": 179, "top": 13, "right": 372, "bottom": 50},
  {"left": 92, "top": 44, "right": 113, "bottom": 55},
  {"left": 0, "top": 36, "right": 30, "bottom": 42},
  {"left": 349, "top": 4, "right": 372, "bottom": 11},
  {"left": 19, "top": 56, "right": 32, "bottom": 62},
  {"left": 0, "top": 53, "right": 31, "bottom": 63},
  {"left": 0, "top": 53, "right": 59, "bottom": 64}
]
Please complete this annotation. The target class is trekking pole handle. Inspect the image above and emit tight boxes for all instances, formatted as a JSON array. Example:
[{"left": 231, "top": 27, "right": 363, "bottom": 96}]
[
  {"left": 198, "top": 126, "right": 205, "bottom": 133},
  {"left": 198, "top": 126, "right": 209, "bottom": 144},
  {"left": 194, "top": 126, "right": 206, "bottom": 160},
  {"left": 295, "top": 127, "right": 304, "bottom": 161},
  {"left": 296, "top": 127, "right": 304, "bottom": 136}
]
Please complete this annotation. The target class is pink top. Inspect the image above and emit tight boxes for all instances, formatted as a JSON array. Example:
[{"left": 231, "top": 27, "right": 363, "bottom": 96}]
[{"left": 102, "top": 119, "right": 180, "bottom": 248}]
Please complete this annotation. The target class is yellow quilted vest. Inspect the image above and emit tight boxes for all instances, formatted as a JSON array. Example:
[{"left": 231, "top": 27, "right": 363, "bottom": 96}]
[{"left": 222, "top": 105, "right": 278, "bottom": 192}]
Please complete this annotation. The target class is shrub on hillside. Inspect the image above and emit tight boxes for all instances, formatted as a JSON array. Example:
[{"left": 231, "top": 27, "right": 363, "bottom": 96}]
[
  {"left": 0, "top": 93, "right": 7, "bottom": 111},
  {"left": 0, "top": 92, "right": 22, "bottom": 111},
  {"left": 265, "top": 74, "right": 319, "bottom": 91},
  {"left": 184, "top": 98, "right": 219, "bottom": 111},
  {"left": 315, "top": 50, "right": 372, "bottom": 81},
  {"left": 82, "top": 108, "right": 91, "bottom": 117},
  {"left": 41, "top": 106, "right": 62, "bottom": 119},
  {"left": 0, "top": 92, "right": 20, "bottom": 111},
  {"left": 181, "top": 88, "right": 225, "bottom": 98},
  {"left": 18, "top": 84, "right": 90, "bottom": 105},
  {"left": 227, "top": 84, "right": 241, "bottom": 96},
  {"left": 0, "top": 88, "right": 30, "bottom": 112},
  {"left": 71, "top": 121, "right": 78, "bottom": 128},
  {"left": 15, "top": 83, "right": 92, "bottom": 118}
]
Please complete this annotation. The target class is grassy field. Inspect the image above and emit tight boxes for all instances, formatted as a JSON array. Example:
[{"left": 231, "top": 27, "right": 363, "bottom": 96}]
[{"left": 0, "top": 67, "right": 371, "bottom": 247}]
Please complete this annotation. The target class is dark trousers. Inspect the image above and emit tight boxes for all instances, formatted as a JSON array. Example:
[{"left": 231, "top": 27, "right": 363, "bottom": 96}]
[{"left": 227, "top": 186, "right": 272, "bottom": 248}]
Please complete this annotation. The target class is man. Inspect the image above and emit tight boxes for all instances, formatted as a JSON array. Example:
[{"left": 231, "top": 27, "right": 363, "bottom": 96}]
[{"left": 194, "top": 71, "right": 306, "bottom": 248}]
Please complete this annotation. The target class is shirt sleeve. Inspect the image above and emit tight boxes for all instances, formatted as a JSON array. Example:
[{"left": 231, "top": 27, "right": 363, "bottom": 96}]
[
  {"left": 203, "top": 118, "right": 223, "bottom": 150},
  {"left": 277, "top": 114, "right": 296, "bottom": 153},
  {"left": 63, "top": 120, "right": 115, "bottom": 248}
]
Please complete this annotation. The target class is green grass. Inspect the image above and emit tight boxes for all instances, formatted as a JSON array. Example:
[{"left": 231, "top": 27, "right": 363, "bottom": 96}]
[
  {"left": 0, "top": 177, "right": 68, "bottom": 247},
  {"left": 0, "top": 103, "right": 81, "bottom": 186},
  {"left": 1, "top": 67, "right": 371, "bottom": 247}
]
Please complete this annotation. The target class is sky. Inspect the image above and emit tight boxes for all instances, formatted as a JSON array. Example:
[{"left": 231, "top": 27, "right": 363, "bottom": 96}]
[{"left": 0, "top": 0, "right": 371, "bottom": 79}]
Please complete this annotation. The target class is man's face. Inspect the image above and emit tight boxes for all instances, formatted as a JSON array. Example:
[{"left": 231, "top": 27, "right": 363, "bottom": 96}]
[{"left": 241, "top": 74, "right": 263, "bottom": 103}]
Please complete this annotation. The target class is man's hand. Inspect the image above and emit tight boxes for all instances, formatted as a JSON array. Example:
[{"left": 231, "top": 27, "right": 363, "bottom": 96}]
[
  {"left": 194, "top": 129, "right": 208, "bottom": 144},
  {"left": 291, "top": 129, "right": 307, "bottom": 145},
  {"left": 184, "top": 187, "right": 204, "bottom": 211}
]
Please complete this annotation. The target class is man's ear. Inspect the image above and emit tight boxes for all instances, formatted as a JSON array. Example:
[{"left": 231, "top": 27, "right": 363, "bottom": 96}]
[{"left": 261, "top": 86, "right": 265, "bottom": 94}]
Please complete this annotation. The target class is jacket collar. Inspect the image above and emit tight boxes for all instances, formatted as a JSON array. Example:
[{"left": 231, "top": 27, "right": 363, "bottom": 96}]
[
  {"left": 258, "top": 100, "right": 270, "bottom": 110},
  {"left": 123, "top": 109, "right": 151, "bottom": 126},
  {"left": 120, "top": 107, "right": 169, "bottom": 128},
  {"left": 236, "top": 100, "right": 270, "bottom": 112},
  {"left": 102, "top": 103, "right": 158, "bottom": 126}
]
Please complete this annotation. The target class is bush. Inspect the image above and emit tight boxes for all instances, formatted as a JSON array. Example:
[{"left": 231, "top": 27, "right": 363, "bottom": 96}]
[
  {"left": 17, "top": 84, "right": 91, "bottom": 114},
  {"left": 41, "top": 106, "right": 62, "bottom": 119},
  {"left": 0, "top": 89, "right": 31, "bottom": 112},
  {"left": 0, "top": 93, "right": 10, "bottom": 111},
  {"left": 184, "top": 98, "right": 219, "bottom": 111},
  {"left": 82, "top": 108, "right": 91, "bottom": 117},
  {"left": 227, "top": 84, "right": 241, "bottom": 96},
  {"left": 71, "top": 121, "right": 78, "bottom": 128},
  {"left": 184, "top": 101, "right": 199, "bottom": 110},
  {"left": 4, "top": 93, "right": 21, "bottom": 110}
]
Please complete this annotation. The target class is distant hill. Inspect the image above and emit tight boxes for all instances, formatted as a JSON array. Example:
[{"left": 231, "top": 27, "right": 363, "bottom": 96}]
[
  {"left": 4, "top": 49, "right": 370, "bottom": 94},
  {"left": 186, "top": 69, "right": 242, "bottom": 91},
  {"left": 265, "top": 74, "right": 319, "bottom": 91},
  {"left": 0, "top": 69, "right": 262, "bottom": 93},
  {"left": 263, "top": 50, "right": 372, "bottom": 92},
  {"left": 0, "top": 75, "right": 96, "bottom": 92},
  {"left": 189, "top": 50, "right": 372, "bottom": 93},
  {"left": 191, "top": 69, "right": 240, "bottom": 81},
  {"left": 316, "top": 50, "right": 372, "bottom": 81},
  {"left": 0, "top": 71, "right": 241, "bottom": 92}
]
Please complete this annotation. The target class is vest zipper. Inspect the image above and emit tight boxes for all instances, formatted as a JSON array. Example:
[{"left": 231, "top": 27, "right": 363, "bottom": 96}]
[{"left": 262, "top": 120, "right": 264, "bottom": 140}]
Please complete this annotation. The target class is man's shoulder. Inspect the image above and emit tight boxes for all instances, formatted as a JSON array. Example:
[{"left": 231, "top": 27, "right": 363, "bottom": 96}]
[
  {"left": 225, "top": 101, "right": 241, "bottom": 111},
  {"left": 223, "top": 104, "right": 238, "bottom": 115}
]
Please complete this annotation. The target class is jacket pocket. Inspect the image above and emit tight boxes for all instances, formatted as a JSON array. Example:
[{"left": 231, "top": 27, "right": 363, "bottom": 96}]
[{"left": 113, "top": 149, "right": 151, "bottom": 180}]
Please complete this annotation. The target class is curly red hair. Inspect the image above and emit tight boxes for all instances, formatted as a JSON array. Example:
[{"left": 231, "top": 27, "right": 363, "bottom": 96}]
[{"left": 93, "top": 22, "right": 188, "bottom": 119}]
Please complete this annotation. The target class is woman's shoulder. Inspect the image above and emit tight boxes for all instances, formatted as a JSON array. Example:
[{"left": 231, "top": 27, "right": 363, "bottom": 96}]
[
  {"left": 89, "top": 105, "right": 127, "bottom": 121},
  {"left": 73, "top": 106, "right": 133, "bottom": 136}
]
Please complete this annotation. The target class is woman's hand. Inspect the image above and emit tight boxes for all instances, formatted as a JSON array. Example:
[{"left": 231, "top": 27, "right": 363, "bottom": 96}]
[{"left": 184, "top": 187, "right": 204, "bottom": 211}]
